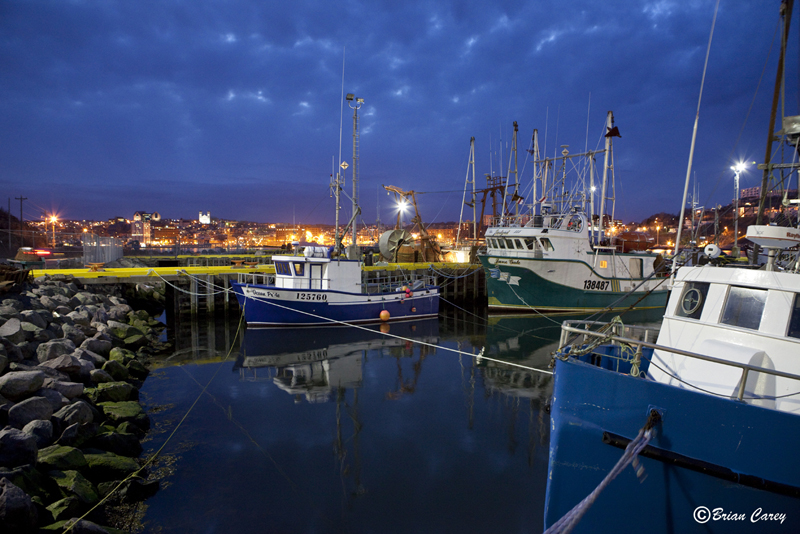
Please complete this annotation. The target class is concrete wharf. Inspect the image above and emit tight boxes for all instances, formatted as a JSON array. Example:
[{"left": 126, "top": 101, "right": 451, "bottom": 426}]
[{"left": 30, "top": 258, "right": 486, "bottom": 318}]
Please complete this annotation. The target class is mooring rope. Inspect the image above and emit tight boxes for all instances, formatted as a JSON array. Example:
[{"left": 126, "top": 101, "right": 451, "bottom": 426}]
[
  {"left": 62, "top": 302, "right": 248, "bottom": 533},
  {"left": 544, "top": 411, "right": 661, "bottom": 534}
]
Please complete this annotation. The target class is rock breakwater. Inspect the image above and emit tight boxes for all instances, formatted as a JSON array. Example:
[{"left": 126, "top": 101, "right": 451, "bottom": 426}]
[{"left": 0, "top": 274, "right": 169, "bottom": 533}]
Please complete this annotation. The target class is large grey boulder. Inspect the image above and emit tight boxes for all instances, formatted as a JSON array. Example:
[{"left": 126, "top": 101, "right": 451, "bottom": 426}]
[
  {"left": 73, "top": 348, "right": 107, "bottom": 368},
  {"left": 8, "top": 396, "right": 54, "bottom": 429},
  {"left": 0, "top": 428, "right": 38, "bottom": 468},
  {"left": 1, "top": 299, "right": 23, "bottom": 311},
  {"left": 39, "top": 295, "right": 58, "bottom": 311},
  {"left": 89, "top": 369, "right": 114, "bottom": 384},
  {"left": 39, "top": 354, "right": 82, "bottom": 377},
  {"left": 101, "top": 360, "right": 129, "bottom": 381},
  {"left": 61, "top": 324, "right": 86, "bottom": 347},
  {"left": 45, "top": 380, "right": 84, "bottom": 400},
  {"left": 20, "top": 310, "right": 49, "bottom": 329},
  {"left": 107, "top": 305, "right": 132, "bottom": 322},
  {"left": 0, "top": 477, "right": 38, "bottom": 531},
  {"left": 21, "top": 419, "right": 53, "bottom": 448},
  {"left": 37, "top": 445, "right": 86, "bottom": 472},
  {"left": 0, "top": 371, "right": 45, "bottom": 401},
  {"left": 91, "top": 308, "right": 109, "bottom": 325},
  {"left": 36, "top": 339, "right": 76, "bottom": 364},
  {"left": 20, "top": 322, "right": 46, "bottom": 343},
  {"left": 0, "top": 318, "right": 26, "bottom": 345},
  {"left": 66, "top": 309, "right": 91, "bottom": 326},
  {"left": 33, "top": 387, "right": 69, "bottom": 412},
  {"left": 0, "top": 338, "right": 23, "bottom": 363},
  {"left": 80, "top": 337, "right": 112, "bottom": 357},
  {"left": 53, "top": 400, "right": 94, "bottom": 427}
]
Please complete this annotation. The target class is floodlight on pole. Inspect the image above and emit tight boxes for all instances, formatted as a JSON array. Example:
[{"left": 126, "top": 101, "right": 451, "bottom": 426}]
[{"left": 731, "top": 162, "right": 746, "bottom": 257}]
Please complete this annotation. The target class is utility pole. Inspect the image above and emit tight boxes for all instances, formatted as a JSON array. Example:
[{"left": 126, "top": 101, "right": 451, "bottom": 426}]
[{"left": 15, "top": 196, "right": 27, "bottom": 248}]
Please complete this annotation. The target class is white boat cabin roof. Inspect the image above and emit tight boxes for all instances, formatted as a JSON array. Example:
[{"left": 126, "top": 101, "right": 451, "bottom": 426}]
[
  {"left": 271, "top": 247, "right": 361, "bottom": 292},
  {"left": 651, "top": 263, "right": 800, "bottom": 414}
]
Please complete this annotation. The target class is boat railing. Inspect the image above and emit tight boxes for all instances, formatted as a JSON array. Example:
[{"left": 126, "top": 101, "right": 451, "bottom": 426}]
[
  {"left": 558, "top": 320, "right": 800, "bottom": 402},
  {"left": 361, "top": 270, "right": 437, "bottom": 294},
  {"left": 237, "top": 272, "right": 275, "bottom": 285}
]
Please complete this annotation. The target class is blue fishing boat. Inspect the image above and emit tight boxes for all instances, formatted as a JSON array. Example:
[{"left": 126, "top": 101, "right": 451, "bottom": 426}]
[
  {"left": 545, "top": 227, "right": 800, "bottom": 534},
  {"left": 545, "top": 6, "right": 800, "bottom": 530},
  {"left": 231, "top": 247, "right": 439, "bottom": 327}
]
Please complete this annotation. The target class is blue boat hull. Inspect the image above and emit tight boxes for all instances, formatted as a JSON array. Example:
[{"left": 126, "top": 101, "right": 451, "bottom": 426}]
[
  {"left": 546, "top": 357, "right": 800, "bottom": 533},
  {"left": 231, "top": 282, "right": 440, "bottom": 326}
]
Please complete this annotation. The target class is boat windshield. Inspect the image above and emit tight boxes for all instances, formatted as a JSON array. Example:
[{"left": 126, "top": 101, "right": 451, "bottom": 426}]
[
  {"left": 275, "top": 261, "right": 292, "bottom": 276},
  {"left": 789, "top": 295, "right": 800, "bottom": 339}
]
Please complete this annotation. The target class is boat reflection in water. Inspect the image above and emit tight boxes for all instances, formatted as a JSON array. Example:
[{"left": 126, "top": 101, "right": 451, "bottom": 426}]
[{"left": 235, "top": 319, "right": 440, "bottom": 403}]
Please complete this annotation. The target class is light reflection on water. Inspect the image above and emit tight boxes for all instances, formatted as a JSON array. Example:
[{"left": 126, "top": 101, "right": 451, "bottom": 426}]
[{"left": 138, "top": 308, "right": 601, "bottom": 533}]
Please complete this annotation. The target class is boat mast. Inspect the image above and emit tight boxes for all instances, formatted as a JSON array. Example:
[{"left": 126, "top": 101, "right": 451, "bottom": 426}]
[
  {"left": 672, "top": 1, "right": 719, "bottom": 275},
  {"left": 457, "top": 136, "right": 477, "bottom": 246},
  {"left": 599, "top": 111, "right": 613, "bottom": 242},
  {"left": 531, "top": 129, "right": 540, "bottom": 216},
  {"left": 756, "top": 0, "right": 794, "bottom": 229}
]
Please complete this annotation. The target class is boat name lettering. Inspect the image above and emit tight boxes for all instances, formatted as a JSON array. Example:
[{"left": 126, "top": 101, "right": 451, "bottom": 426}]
[
  {"left": 583, "top": 280, "right": 609, "bottom": 291},
  {"left": 297, "top": 293, "right": 327, "bottom": 301},
  {"left": 250, "top": 289, "right": 281, "bottom": 298}
]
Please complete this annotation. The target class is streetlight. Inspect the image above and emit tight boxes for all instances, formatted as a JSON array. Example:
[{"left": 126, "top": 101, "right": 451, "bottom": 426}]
[
  {"left": 731, "top": 162, "right": 746, "bottom": 257},
  {"left": 49, "top": 215, "right": 57, "bottom": 248}
]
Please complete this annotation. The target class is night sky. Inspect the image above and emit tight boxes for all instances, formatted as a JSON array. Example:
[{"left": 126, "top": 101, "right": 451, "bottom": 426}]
[{"left": 1, "top": 1, "right": 797, "bottom": 226}]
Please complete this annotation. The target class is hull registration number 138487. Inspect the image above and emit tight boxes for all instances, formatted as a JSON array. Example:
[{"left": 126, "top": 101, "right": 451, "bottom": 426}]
[{"left": 583, "top": 280, "right": 610, "bottom": 291}]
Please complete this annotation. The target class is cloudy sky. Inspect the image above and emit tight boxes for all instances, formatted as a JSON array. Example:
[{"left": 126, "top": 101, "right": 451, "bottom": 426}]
[{"left": 1, "top": 0, "right": 797, "bottom": 226}]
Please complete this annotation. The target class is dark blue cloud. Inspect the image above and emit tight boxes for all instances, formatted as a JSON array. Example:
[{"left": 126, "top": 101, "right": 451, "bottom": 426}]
[{"left": 0, "top": 0, "right": 795, "bottom": 224}]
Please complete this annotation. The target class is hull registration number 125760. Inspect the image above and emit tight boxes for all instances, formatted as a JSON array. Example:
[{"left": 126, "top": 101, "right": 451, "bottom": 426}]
[{"left": 297, "top": 293, "right": 328, "bottom": 301}]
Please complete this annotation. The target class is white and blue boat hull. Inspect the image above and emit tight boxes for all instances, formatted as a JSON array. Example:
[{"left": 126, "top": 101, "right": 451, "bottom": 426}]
[
  {"left": 545, "top": 356, "right": 800, "bottom": 533},
  {"left": 231, "top": 282, "right": 440, "bottom": 327}
]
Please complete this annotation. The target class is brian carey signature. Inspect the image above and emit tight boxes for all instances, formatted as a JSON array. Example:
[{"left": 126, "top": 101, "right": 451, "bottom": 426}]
[{"left": 693, "top": 506, "right": 787, "bottom": 525}]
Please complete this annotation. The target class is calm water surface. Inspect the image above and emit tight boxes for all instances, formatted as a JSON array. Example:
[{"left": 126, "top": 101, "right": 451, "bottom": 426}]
[{"left": 138, "top": 309, "right": 567, "bottom": 533}]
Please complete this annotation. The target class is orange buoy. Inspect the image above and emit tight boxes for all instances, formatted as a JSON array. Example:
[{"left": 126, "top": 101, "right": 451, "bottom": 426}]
[{"left": 380, "top": 310, "right": 390, "bottom": 321}]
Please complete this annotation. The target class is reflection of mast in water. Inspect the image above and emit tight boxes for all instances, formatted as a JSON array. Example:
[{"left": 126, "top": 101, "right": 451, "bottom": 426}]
[
  {"left": 385, "top": 339, "right": 433, "bottom": 400},
  {"left": 334, "top": 386, "right": 365, "bottom": 501},
  {"left": 238, "top": 320, "right": 439, "bottom": 502},
  {"left": 458, "top": 350, "right": 476, "bottom": 430}
]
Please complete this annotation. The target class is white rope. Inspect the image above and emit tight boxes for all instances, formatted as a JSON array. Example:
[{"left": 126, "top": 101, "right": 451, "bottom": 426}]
[
  {"left": 544, "top": 427, "right": 655, "bottom": 534},
  {"left": 236, "top": 281, "right": 553, "bottom": 376},
  {"left": 160, "top": 269, "right": 552, "bottom": 375}
]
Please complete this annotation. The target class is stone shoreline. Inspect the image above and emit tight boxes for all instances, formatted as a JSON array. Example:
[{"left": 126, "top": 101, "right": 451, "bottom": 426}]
[{"left": 0, "top": 274, "right": 170, "bottom": 533}]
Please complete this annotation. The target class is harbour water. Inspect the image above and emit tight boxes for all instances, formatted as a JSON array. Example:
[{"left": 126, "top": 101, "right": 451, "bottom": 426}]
[{"left": 136, "top": 306, "right": 640, "bottom": 533}]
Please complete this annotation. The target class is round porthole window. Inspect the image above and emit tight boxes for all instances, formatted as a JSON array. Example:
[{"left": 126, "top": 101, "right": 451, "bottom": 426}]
[{"left": 681, "top": 287, "right": 703, "bottom": 315}]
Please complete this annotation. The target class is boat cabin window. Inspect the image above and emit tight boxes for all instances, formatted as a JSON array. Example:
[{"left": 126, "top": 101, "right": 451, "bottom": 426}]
[
  {"left": 293, "top": 262, "right": 305, "bottom": 276},
  {"left": 566, "top": 215, "right": 582, "bottom": 232},
  {"left": 524, "top": 238, "right": 535, "bottom": 250},
  {"left": 539, "top": 238, "right": 554, "bottom": 251},
  {"left": 513, "top": 238, "right": 524, "bottom": 249},
  {"left": 676, "top": 281, "right": 709, "bottom": 320},
  {"left": 720, "top": 286, "right": 767, "bottom": 331},
  {"left": 497, "top": 239, "right": 506, "bottom": 249},
  {"left": 787, "top": 294, "right": 800, "bottom": 339},
  {"left": 275, "top": 261, "right": 292, "bottom": 276}
]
